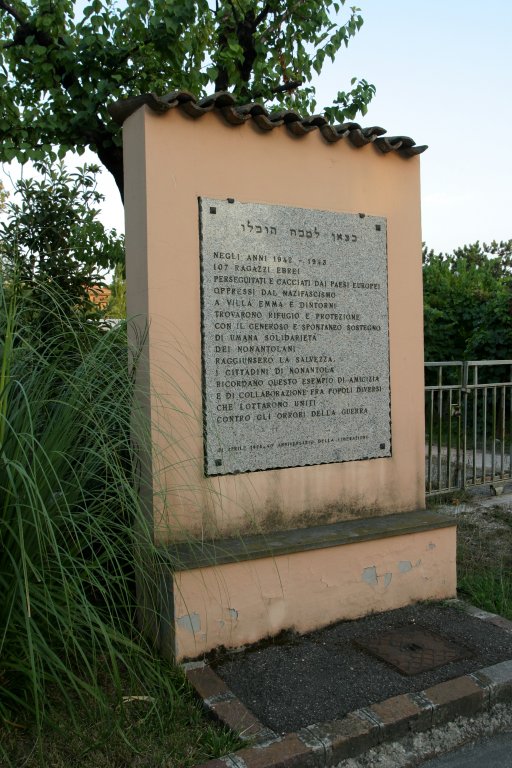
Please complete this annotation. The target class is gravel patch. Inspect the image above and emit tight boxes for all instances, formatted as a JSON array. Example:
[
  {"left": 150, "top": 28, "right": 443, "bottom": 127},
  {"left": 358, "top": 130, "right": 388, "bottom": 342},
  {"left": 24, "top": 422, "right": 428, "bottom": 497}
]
[{"left": 213, "top": 602, "right": 512, "bottom": 733}]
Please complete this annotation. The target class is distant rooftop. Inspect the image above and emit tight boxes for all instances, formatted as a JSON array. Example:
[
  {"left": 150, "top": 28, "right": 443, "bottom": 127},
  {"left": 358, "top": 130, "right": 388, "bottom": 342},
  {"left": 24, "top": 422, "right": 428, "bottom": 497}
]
[{"left": 109, "top": 90, "right": 427, "bottom": 159}]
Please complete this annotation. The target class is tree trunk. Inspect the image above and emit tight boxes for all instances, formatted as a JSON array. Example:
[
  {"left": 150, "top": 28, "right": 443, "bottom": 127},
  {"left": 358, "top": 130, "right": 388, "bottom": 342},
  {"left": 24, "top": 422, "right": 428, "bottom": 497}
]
[{"left": 96, "top": 142, "right": 125, "bottom": 203}]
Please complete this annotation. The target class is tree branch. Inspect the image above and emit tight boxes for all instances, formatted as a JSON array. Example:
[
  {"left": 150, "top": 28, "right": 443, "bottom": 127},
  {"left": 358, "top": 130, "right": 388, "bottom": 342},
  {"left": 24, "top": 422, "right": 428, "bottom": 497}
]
[
  {"left": 254, "top": 2, "right": 271, "bottom": 27},
  {"left": 271, "top": 78, "right": 303, "bottom": 93},
  {"left": 0, "top": 0, "right": 26, "bottom": 27},
  {"left": 250, "top": 78, "right": 303, "bottom": 100}
]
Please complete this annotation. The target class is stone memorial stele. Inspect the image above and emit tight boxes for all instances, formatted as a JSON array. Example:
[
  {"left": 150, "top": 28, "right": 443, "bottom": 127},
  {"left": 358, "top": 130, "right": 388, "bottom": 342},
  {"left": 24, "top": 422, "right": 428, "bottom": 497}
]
[
  {"left": 117, "top": 92, "right": 457, "bottom": 661},
  {"left": 200, "top": 198, "right": 391, "bottom": 475}
]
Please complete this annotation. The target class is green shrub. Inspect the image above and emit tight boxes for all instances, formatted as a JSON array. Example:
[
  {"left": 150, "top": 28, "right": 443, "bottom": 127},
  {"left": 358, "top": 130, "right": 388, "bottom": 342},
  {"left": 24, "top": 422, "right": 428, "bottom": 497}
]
[{"left": 0, "top": 163, "right": 240, "bottom": 765}]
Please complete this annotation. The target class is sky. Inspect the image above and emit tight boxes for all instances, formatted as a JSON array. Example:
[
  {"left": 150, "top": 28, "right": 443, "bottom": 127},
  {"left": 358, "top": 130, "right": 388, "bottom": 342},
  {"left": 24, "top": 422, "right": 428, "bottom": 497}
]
[
  {"left": 310, "top": 0, "right": 512, "bottom": 254},
  {"left": 4, "top": 0, "right": 512, "bottom": 256}
]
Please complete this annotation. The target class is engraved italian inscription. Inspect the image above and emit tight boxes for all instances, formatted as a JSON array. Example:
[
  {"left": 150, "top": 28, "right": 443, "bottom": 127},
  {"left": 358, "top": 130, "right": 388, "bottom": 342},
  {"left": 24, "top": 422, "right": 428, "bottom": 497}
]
[{"left": 199, "top": 198, "right": 391, "bottom": 476}]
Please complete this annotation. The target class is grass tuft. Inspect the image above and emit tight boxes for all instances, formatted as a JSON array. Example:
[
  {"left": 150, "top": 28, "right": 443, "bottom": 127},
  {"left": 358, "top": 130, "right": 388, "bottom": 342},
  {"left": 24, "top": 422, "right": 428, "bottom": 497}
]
[
  {"left": 458, "top": 570, "right": 512, "bottom": 620},
  {"left": 456, "top": 497, "right": 512, "bottom": 621},
  {"left": 0, "top": 276, "right": 241, "bottom": 765}
]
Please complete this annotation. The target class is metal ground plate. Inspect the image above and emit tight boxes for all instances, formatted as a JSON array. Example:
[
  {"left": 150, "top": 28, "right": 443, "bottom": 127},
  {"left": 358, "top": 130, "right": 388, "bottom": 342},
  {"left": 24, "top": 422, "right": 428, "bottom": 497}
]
[{"left": 354, "top": 626, "right": 473, "bottom": 676}]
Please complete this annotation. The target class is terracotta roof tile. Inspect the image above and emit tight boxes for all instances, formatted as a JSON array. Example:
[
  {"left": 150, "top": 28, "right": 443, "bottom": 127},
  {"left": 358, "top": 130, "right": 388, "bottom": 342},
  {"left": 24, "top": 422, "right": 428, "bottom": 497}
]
[{"left": 108, "top": 91, "right": 427, "bottom": 158}]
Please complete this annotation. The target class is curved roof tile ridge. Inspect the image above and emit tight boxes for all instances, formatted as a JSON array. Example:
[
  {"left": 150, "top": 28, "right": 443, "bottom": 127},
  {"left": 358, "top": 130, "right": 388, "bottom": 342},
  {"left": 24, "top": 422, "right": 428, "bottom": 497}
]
[{"left": 108, "top": 91, "right": 427, "bottom": 157}]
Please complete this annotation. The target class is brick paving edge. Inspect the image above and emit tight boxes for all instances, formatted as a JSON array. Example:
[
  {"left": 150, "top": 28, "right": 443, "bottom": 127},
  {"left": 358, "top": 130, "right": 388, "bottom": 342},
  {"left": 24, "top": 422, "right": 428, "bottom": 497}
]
[{"left": 185, "top": 601, "right": 512, "bottom": 768}]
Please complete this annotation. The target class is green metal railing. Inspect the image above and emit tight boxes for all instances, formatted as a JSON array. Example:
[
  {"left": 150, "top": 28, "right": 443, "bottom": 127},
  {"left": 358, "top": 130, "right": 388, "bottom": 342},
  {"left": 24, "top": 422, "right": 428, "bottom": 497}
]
[{"left": 425, "top": 361, "right": 512, "bottom": 496}]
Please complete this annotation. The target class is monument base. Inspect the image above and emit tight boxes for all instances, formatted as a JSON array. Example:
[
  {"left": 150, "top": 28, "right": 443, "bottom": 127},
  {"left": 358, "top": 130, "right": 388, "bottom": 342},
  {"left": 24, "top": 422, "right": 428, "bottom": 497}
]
[{"left": 158, "top": 510, "right": 456, "bottom": 662}]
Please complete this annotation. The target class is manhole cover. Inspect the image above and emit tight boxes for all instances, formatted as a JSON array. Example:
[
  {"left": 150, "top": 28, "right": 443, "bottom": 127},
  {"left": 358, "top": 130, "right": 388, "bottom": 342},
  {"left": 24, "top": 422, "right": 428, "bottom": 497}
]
[{"left": 354, "top": 627, "right": 473, "bottom": 676}]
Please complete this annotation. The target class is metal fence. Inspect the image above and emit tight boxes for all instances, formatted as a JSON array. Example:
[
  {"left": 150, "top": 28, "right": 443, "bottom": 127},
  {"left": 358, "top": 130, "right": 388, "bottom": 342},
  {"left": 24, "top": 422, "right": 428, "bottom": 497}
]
[{"left": 425, "top": 361, "right": 512, "bottom": 496}]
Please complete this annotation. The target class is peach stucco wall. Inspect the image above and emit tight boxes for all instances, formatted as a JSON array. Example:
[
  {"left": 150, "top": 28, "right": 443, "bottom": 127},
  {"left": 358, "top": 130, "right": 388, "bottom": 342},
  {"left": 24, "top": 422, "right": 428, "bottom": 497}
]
[
  {"left": 123, "top": 106, "right": 426, "bottom": 542},
  {"left": 173, "top": 525, "right": 456, "bottom": 661}
]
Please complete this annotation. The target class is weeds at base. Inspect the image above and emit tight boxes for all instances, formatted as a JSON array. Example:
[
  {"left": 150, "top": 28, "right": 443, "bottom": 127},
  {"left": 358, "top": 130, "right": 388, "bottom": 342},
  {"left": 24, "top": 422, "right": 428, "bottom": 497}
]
[
  {"left": 0, "top": 667, "right": 241, "bottom": 768},
  {"left": 456, "top": 501, "right": 512, "bottom": 621}
]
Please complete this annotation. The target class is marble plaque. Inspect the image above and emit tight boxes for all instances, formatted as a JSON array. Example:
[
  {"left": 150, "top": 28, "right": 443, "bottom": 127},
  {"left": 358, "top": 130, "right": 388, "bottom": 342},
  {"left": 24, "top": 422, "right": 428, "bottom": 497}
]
[{"left": 199, "top": 198, "right": 391, "bottom": 476}]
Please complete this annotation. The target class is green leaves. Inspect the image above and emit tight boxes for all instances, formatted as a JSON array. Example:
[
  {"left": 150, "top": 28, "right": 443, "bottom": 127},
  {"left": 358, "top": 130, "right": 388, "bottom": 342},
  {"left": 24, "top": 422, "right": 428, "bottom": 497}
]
[
  {"left": 423, "top": 241, "right": 512, "bottom": 362},
  {"left": 0, "top": 161, "right": 125, "bottom": 318},
  {"left": 0, "top": 0, "right": 374, "bottom": 194}
]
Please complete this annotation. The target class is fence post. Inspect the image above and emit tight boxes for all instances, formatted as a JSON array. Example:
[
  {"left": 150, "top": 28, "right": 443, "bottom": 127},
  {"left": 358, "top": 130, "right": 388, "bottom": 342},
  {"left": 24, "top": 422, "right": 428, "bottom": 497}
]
[{"left": 461, "top": 361, "right": 469, "bottom": 489}]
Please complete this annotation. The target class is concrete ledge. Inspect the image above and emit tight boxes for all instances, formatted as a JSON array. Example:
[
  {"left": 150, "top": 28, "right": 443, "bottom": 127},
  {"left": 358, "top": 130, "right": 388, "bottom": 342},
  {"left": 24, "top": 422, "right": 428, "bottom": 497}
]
[
  {"left": 301, "top": 712, "right": 380, "bottom": 763},
  {"left": 172, "top": 519, "right": 456, "bottom": 659},
  {"left": 185, "top": 664, "right": 278, "bottom": 745},
  {"left": 422, "top": 675, "right": 486, "bottom": 725},
  {"left": 187, "top": 603, "right": 512, "bottom": 768},
  {"left": 471, "top": 660, "right": 512, "bottom": 704},
  {"left": 367, "top": 693, "right": 432, "bottom": 739},
  {"left": 167, "top": 509, "right": 456, "bottom": 570}
]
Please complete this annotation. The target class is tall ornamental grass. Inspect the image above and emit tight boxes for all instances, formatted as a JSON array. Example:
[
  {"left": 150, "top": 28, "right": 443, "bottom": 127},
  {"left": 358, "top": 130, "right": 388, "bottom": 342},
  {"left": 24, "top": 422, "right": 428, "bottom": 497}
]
[{"left": 0, "top": 276, "right": 177, "bottom": 753}]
